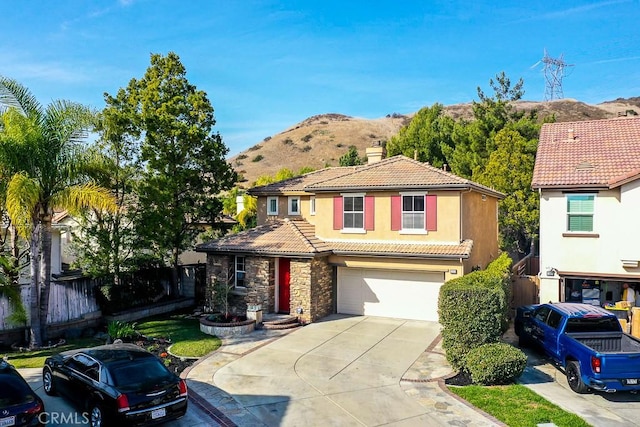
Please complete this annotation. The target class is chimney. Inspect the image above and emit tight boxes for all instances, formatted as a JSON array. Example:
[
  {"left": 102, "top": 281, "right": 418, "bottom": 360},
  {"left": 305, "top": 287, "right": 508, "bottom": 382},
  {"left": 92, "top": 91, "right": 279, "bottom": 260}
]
[
  {"left": 236, "top": 195, "right": 245, "bottom": 214},
  {"left": 366, "top": 140, "right": 386, "bottom": 164},
  {"left": 567, "top": 129, "right": 575, "bottom": 140}
]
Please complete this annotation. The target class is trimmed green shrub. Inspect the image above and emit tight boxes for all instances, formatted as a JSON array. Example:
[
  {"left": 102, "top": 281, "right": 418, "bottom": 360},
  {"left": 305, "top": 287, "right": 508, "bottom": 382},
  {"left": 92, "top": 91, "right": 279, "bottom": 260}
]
[
  {"left": 107, "top": 320, "right": 138, "bottom": 340},
  {"left": 465, "top": 343, "right": 527, "bottom": 385},
  {"left": 438, "top": 253, "right": 513, "bottom": 370}
]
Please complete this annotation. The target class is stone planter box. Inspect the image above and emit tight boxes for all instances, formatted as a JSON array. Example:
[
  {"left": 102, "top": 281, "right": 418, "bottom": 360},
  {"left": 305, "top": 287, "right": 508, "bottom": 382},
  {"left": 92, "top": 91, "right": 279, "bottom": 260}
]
[{"left": 199, "top": 316, "right": 255, "bottom": 337}]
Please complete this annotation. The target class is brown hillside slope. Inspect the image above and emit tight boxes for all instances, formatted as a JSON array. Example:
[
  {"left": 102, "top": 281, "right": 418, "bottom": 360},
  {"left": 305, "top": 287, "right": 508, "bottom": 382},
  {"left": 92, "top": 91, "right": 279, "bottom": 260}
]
[{"left": 230, "top": 99, "right": 640, "bottom": 187}]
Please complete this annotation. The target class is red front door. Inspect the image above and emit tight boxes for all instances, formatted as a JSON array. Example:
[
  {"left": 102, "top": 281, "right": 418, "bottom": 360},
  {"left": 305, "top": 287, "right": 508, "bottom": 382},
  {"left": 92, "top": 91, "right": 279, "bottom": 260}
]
[{"left": 278, "top": 258, "right": 291, "bottom": 313}]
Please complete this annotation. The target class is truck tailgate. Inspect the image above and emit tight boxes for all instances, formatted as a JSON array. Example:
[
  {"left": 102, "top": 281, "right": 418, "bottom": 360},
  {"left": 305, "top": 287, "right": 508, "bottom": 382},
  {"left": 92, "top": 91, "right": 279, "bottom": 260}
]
[{"left": 599, "top": 353, "right": 640, "bottom": 379}]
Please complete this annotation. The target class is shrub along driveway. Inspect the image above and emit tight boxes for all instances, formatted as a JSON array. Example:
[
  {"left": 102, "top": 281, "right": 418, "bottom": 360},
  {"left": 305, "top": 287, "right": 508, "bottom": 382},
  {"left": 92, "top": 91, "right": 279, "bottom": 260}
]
[{"left": 205, "top": 315, "right": 499, "bottom": 426}]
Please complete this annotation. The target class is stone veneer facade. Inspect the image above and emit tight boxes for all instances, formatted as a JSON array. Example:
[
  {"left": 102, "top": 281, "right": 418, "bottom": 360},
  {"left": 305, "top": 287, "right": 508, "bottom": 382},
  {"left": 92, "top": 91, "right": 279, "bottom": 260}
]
[{"left": 205, "top": 253, "right": 334, "bottom": 323}]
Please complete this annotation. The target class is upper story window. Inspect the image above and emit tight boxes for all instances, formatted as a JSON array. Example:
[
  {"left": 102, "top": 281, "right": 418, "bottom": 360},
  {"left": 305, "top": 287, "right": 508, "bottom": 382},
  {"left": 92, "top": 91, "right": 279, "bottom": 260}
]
[
  {"left": 333, "top": 194, "right": 373, "bottom": 232},
  {"left": 402, "top": 194, "right": 425, "bottom": 230},
  {"left": 567, "top": 194, "right": 594, "bottom": 232},
  {"left": 267, "top": 196, "right": 278, "bottom": 215},
  {"left": 310, "top": 197, "right": 316, "bottom": 215},
  {"left": 391, "top": 193, "right": 436, "bottom": 232},
  {"left": 288, "top": 196, "right": 300, "bottom": 215},
  {"left": 235, "top": 256, "right": 246, "bottom": 288},
  {"left": 343, "top": 195, "right": 364, "bottom": 229}
]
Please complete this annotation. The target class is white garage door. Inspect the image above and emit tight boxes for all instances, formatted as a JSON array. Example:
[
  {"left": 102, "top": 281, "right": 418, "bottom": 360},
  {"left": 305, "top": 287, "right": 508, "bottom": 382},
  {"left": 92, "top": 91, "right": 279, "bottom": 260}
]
[{"left": 337, "top": 267, "right": 445, "bottom": 321}]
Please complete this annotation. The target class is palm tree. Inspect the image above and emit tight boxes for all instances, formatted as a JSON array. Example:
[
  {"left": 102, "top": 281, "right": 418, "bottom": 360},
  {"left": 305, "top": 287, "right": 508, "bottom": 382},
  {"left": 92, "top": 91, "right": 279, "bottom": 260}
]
[{"left": 0, "top": 76, "right": 116, "bottom": 348}]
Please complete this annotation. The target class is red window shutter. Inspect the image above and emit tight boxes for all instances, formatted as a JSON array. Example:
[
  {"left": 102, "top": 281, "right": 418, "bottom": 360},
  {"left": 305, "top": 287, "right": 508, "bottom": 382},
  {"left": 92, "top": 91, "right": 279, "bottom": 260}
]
[
  {"left": 333, "top": 196, "right": 343, "bottom": 230},
  {"left": 365, "top": 196, "right": 375, "bottom": 231},
  {"left": 391, "top": 195, "right": 401, "bottom": 231},
  {"left": 426, "top": 195, "right": 437, "bottom": 231}
]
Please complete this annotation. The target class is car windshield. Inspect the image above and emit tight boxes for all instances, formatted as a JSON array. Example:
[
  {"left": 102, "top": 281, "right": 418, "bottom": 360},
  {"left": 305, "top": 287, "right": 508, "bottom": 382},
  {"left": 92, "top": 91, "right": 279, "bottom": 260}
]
[
  {"left": 0, "top": 375, "right": 36, "bottom": 406},
  {"left": 565, "top": 317, "right": 621, "bottom": 333},
  {"left": 109, "top": 358, "right": 174, "bottom": 388}
]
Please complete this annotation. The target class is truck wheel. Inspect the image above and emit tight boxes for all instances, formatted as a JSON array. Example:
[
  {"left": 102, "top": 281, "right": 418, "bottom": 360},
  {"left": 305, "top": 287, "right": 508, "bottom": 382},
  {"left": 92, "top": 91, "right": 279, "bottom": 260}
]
[{"left": 566, "top": 361, "right": 589, "bottom": 394}]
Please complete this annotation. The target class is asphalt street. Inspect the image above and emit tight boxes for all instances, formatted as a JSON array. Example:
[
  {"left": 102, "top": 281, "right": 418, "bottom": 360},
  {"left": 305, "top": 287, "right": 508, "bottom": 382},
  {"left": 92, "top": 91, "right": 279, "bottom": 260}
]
[{"left": 19, "top": 368, "right": 213, "bottom": 427}]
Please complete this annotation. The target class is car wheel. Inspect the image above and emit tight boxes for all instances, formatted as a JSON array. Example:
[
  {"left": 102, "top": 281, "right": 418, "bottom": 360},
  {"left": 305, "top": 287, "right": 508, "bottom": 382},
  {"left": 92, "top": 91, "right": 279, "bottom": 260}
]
[
  {"left": 88, "top": 403, "right": 105, "bottom": 427},
  {"left": 42, "top": 368, "right": 56, "bottom": 396},
  {"left": 566, "top": 361, "right": 589, "bottom": 394}
]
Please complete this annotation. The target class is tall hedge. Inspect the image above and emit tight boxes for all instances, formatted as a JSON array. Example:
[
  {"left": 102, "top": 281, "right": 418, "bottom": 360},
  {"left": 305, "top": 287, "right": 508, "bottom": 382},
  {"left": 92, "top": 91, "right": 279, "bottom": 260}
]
[{"left": 438, "top": 253, "right": 512, "bottom": 370}]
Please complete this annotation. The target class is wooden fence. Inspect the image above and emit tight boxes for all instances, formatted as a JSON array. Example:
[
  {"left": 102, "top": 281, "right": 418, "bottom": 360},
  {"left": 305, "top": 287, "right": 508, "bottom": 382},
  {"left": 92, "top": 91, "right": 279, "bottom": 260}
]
[
  {"left": 0, "top": 278, "right": 100, "bottom": 330},
  {"left": 0, "top": 265, "right": 204, "bottom": 331}
]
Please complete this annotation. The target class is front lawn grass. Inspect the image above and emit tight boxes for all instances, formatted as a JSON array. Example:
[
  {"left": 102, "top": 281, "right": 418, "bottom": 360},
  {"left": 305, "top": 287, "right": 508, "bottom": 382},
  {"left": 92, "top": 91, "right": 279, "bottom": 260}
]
[
  {"left": 1, "top": 337, "right": 99, "bottom": 369},
  {"left": 450, "top": 384, "right": 591, "bottom": 427},
  {"left": 2, "top": 312, "right": 221, "bottom": 367},
  {"left": 136, "top": 313, "right": 221, "bottom": 358}
]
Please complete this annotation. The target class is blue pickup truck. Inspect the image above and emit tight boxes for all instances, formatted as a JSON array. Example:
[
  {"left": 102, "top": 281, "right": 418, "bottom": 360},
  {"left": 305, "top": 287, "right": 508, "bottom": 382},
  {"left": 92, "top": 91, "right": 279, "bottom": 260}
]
[{"left": 515, "top": 302, "right": 640, "bottom": 394}]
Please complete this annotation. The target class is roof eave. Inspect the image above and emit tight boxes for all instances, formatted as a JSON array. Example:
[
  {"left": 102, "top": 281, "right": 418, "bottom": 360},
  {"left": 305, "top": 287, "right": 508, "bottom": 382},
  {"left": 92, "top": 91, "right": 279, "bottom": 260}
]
[
  {"left": 330, "top": 250, "right": 470, "bottom": 259},
  {"left": 533, "top": 184, "right": 609, "bottom": 191},
  {"left": 309, "top": 184, "right": 504, "bottom": 198},
  {"left": 195, "top": 247, "right": 332, "bottom": 258}
]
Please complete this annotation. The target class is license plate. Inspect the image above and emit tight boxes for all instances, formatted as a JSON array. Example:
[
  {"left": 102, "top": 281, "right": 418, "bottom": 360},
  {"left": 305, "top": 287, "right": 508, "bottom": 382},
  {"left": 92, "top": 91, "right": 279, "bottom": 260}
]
[
  {"left": 627, "top": 378, "right": 638, "bottom": 385},
  {"left": 0, "top": 416, "right": 16, "bottom": 427},
  {"left": 151, "top": 408, "right": 166, "bottom": 420}
]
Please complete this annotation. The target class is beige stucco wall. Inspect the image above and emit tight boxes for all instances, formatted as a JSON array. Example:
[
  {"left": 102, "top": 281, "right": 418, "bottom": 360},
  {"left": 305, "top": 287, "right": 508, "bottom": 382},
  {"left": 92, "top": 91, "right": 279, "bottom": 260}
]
[
  {"left": 460, "top": 191, "right": 500, "bottom": 270},
  {"left": 539, "top": 184, "right": 640, "bottom": 302},
  {"left": 313, "top": 191, "right": 461, "bottom": 242},
  {"left": 328, "top": 255, "right": 464, "bottom": 282},
  {"left": 256, "top": 194, "right": 312, "bottom": 224}
]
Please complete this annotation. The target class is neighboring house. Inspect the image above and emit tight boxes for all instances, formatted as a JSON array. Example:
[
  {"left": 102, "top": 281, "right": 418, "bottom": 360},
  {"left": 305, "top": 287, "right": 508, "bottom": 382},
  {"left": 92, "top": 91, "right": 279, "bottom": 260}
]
[
  {"left": 533, "top": 117, "right": 640, "bottom": 306},
  {"left": 197, "top": 147, "right": 504, "bottom": 323}
]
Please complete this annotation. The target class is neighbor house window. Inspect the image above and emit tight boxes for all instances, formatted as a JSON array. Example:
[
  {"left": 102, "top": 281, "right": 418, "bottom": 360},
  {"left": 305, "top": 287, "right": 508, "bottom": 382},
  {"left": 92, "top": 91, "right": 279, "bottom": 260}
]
[
  {"left": 343, "top": 195, "right": 364, "bottom": 229},
  {"left": 288, "top": 196, "right": 300, "bottom": 215},
  {"left": 310, "top": 197, "right": 316, "bottom": 215},
  {"left": 235, "top": 256, "right": 246, "bottom": 288},
  {"left": 567, "top": 194, "right": 594, "bottom": 232},
  {"left": 402, "top": 194, "right": 425, "bottom": 230},
  {"left": 267, "top": 196, "right": 278, "bottom": 215}
]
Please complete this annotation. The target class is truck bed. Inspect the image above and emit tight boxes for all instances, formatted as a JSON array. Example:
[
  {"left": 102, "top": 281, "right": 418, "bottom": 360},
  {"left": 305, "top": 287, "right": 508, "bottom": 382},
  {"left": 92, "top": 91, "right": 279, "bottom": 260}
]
[{"left": 568, "top": 332, "right": 640, "bottom": 353}]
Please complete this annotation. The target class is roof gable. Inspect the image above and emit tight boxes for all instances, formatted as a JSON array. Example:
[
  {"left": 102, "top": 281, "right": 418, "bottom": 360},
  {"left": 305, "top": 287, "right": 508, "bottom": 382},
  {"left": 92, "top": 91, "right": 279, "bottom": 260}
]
[
  {"left": 533, "top": 117, "right": 640, "bottom": 189},
  {"left": 196, "top": 219, "right": 333, "bottom": 256},
  {"left": 306, "top": 155, "right": 503, "bottom": 197}
]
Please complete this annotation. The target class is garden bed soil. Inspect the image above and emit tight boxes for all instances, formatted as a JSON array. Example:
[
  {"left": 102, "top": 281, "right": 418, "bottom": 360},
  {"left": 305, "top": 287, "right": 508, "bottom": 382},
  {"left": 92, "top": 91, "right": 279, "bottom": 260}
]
[
  {"left": 445, "top": 371, "right": 473, "bottom": 386},
  {"left": 128, "top": 336, "right": 195, "bottom": 375}
]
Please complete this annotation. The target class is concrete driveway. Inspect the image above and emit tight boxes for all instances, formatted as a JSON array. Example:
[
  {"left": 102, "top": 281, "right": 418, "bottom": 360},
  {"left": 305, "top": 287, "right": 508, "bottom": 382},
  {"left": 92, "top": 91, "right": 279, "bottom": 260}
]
[{"left": 211, "top": 315, "right": 465, "bottom": 426}]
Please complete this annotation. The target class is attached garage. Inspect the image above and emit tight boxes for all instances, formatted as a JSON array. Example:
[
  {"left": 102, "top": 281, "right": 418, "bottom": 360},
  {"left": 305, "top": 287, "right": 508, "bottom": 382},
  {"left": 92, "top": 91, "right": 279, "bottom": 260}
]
[{"left": 337, "top": 267, "right": 445, "bottom": 321}]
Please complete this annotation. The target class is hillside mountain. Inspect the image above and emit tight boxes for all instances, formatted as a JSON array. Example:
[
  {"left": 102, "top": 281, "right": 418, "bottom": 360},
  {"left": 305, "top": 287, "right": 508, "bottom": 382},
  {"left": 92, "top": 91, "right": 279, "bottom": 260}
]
[{"left": 230, "top": 98, "right": 640, "bottom": 187}]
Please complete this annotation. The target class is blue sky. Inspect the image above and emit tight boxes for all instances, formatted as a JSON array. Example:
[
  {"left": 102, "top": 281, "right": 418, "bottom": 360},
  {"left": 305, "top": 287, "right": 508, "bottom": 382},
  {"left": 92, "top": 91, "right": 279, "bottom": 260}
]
[{"left": 2, "top": 1, "right": 639, "bottom": 156}]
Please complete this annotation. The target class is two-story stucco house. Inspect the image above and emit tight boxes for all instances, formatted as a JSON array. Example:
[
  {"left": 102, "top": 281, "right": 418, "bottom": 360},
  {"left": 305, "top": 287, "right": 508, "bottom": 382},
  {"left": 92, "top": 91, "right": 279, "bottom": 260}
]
[
  {"left": 533, "top": 117, "right": 640, "bottom": 306},
  {"left": 197, "top": 148, "right": 504, "bottom": 323}
]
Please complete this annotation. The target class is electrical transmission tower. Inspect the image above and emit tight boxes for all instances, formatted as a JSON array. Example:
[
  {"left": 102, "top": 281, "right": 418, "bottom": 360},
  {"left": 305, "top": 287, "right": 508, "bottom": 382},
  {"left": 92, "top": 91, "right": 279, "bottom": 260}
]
[{"left": 540, "top": 49, "right": 573, "bottom": 101}]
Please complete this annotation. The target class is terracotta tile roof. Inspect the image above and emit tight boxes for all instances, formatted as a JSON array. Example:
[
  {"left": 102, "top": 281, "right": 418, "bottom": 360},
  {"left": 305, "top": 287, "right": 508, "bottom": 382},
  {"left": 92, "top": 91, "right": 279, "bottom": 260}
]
[
  {"left": 196, "top": 219, "right": 333, "bottom": 256},
  {"left": 198, "top": 219, "right": 473, "bottom": 259},
  {"left": 248, "top": 155, "right": 504, "bottom": 198},
  {"left": 329, "top": 239, "right": 473, "bottom": 258},
  {"left": 306, "top": 156, "right": 504, "bottom": 197},
  {"left": 532, "top": 117, "right": 640, "bottom": 189},
  {"left": 248, "top": 167, "right": 358, "bottom": 195}
]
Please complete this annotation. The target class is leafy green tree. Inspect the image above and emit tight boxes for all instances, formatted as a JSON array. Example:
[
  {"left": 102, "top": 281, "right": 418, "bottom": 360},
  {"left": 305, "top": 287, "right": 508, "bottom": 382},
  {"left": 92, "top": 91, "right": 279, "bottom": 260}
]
[
  {"left": 0, "top": 76, "right": 116, "bottom": 347},
  {"left": 70, "top": 89, "right": 142, "bottom": 282},
  {"left": 120, "top": 53, "right": 236, "bottom": 295},
  {"left": 476, "top": 128, "right": 539, "bottom": 256},
  {"left": 444, "top": 72, "right": 528, "bottom": 179},
  {"left": 339, "top": 145, "right": 364, "bottom": 166},
  {"left": 297, "top": 166, "right": 315, "bottom": 175},
  {"left": 386, "top": 103, "right": 455, "bottom": 167}
]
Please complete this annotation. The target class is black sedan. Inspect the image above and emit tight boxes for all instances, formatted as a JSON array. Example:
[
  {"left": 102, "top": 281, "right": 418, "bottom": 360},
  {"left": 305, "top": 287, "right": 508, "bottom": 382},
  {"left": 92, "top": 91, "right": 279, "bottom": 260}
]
[
  {"left": 42, "top": 343, "right": 187, "bottom": 427},
  {"left": 0, "top": 360, "right": 45, "bottom": 427}
]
